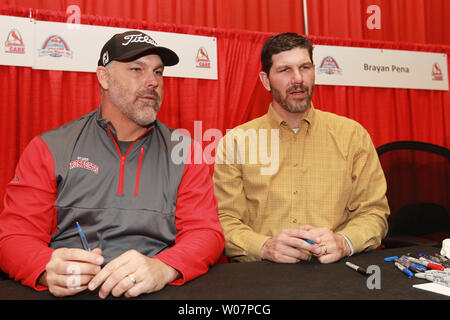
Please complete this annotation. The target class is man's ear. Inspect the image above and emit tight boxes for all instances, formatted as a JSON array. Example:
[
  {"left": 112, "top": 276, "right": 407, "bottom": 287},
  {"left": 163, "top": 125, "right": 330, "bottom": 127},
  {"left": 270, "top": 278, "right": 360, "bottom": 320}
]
[
  {"left": 259, "top": 71, "right": 271, "bottom": 92},
  {"left": 96, "top": 66, "right": 110, "bottom": 91}
]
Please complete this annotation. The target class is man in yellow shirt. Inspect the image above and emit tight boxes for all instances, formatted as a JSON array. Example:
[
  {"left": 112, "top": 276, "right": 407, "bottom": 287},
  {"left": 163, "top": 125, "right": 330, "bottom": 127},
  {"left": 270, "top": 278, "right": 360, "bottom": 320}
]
[{"left": 213, "top": 32, "right": 389, "bottom": 264}]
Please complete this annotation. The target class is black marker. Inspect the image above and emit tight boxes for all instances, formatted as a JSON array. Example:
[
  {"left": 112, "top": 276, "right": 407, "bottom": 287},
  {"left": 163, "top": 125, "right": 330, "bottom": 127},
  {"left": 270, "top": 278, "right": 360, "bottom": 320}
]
[{"left": 345, "top": 261, "right": 368, "bottom": 276}]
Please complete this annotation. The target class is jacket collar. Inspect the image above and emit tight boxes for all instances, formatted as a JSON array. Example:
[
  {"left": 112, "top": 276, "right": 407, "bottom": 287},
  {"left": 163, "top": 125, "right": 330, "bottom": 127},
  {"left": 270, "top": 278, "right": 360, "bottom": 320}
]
[{"left": 95, "top": 105, "right": 156, "bottom": 139}]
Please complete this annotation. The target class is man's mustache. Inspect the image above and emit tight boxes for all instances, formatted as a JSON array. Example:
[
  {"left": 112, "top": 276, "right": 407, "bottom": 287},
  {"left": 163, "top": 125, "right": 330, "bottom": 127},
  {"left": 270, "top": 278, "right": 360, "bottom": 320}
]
[
  {"left": 136, "top": 89, "right": 160, "bottom": 100},
  {"left": 286, "top": 84, "right": 309, "bottom": 94}
]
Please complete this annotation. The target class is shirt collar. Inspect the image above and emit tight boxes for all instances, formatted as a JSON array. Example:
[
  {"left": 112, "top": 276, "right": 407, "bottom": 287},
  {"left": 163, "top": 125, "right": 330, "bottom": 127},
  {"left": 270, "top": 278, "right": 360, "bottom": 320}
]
[{"left": 267, "top": 103, "right": 316, "bottom": 133}]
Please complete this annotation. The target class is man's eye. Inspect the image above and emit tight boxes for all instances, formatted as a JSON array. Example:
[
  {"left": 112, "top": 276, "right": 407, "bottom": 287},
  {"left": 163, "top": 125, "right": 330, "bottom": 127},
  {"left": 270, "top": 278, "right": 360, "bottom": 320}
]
[
  {"left": 131, "top": 67, "right": 141, "bottom": 72},
  {"left": 155, "top": 70, "right": 163, "bottom": 76}
]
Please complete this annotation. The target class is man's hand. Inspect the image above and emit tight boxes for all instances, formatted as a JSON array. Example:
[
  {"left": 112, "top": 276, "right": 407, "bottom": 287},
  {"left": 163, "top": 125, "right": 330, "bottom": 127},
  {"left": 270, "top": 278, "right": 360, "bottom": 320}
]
[
  {"left": 299, "top": 225, "right": 351, "bottom": 263},
  {"left": 39, "top": 247, "right": 104, "bottom": 297},
  {"left": 260, "top": 228, "right": 322, "bottom": 263},
  {"left": 88, "top": 250, "right": 179, "bottom": 299}
]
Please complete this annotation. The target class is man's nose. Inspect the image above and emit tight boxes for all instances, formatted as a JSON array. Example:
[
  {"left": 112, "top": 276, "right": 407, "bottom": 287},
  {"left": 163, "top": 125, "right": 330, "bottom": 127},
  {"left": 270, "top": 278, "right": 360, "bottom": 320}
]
[
  {"left": 144, "top": 72, "right": 159, "bottom": 88},
  {"left": 291, "top": 69, "right": 303, "bottom": 84}
]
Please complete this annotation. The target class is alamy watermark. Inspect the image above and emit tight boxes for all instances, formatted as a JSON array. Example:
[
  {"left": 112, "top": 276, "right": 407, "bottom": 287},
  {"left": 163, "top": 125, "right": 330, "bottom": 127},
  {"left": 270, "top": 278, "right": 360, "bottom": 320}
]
[
  {"left": 66, "top": 264, "right": 82, "bottom": 290},
  {"left": 366, "top": 265, "right": 381, "bottom": 289},
  {"left": 66, "top": 5, "right": 81, "bottom": 30},
  {"left": 170, "top": 121, "right": 280, "bottom": 175},
  {"left": 366, "top": 5, "right": 381, "bottom": 30}
]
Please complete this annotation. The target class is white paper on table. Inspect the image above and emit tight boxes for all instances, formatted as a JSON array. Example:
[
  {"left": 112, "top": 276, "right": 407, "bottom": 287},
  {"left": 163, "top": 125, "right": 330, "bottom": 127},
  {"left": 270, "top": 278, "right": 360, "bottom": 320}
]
[{"left": 413, "top": 283, "right": 450, "bottom": 297}]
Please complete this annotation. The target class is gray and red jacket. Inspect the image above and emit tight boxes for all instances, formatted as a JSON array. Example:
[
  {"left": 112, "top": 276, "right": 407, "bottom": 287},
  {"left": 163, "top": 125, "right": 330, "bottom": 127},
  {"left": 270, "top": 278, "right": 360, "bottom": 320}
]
[{"left": 0, "top": 108, "right": 225, "bottom": 290}]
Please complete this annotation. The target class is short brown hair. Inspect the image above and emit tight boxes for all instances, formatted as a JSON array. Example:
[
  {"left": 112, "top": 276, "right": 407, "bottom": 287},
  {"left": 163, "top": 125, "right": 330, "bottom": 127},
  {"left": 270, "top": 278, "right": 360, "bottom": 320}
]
[{"left": 261, "top": 32, "right": 313, "bottom": 74}]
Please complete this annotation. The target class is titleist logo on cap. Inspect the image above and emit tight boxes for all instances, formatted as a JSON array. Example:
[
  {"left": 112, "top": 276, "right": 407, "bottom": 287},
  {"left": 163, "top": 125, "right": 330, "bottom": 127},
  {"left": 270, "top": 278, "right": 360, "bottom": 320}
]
[{"left": 122, "top": 34, "right": 158, "bottom": 46}]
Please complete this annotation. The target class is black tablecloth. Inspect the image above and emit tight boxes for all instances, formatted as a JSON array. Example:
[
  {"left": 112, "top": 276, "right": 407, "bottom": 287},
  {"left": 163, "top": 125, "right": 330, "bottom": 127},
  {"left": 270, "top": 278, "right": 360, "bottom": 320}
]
[{"left": 1, "top": 245, "right": 448, "bottom": 301}]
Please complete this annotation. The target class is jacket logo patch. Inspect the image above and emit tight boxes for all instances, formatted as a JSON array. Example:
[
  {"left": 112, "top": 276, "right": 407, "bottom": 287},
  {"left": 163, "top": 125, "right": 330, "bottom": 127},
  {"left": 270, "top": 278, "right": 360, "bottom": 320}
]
[{"left": 70, "top": 157, "right": 99, "bottom": 174}]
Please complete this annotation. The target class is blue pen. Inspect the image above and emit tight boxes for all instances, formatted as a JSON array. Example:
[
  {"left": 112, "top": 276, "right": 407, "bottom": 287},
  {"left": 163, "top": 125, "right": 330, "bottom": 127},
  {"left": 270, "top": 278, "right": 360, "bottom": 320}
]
[
  {"left": 384, "top": 256, "right": 398, "bottom": 262},
  {"left": 76, "top": 221, "right": 91, "bottom": 251},
  {"left": 394, "top": 262, "right": 413, "bottom": 277},
  {"left": 302, "top": 238, "right": 315, "bottom": 245}
]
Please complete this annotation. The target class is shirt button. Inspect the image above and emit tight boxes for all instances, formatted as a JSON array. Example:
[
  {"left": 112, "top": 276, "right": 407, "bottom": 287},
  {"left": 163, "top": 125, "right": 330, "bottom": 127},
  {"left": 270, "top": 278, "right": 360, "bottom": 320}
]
[
  {"left": 293, "top": 190, "right": 298, "bottom": 195},
  {"left": 292, "top": 218, "right": 297, "bottom": 223},
  {"left": 293, "top": 163, "right": 298, "bottom": 167}
]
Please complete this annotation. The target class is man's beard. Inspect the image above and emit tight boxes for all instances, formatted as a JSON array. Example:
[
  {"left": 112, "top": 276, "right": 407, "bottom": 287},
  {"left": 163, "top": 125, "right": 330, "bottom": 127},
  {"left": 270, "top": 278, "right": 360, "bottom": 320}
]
[
  {"left": 108, "top": 77, "right": 162, "bottom": 127},
  {"left": 271, "top": 83, "right": 314, "bottom": 114}
]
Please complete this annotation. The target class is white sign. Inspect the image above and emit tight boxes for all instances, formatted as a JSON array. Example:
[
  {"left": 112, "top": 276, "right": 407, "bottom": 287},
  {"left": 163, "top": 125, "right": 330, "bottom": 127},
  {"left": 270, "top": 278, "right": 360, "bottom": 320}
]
[
  {"left": 0, "top": 15, "right": 35, "bottom": 67},
  {"left": 1, "top": 15, "right": 448, "bottom": 89},
  {"left": 314, "top": 45, "right": 449, "bottom": 91},
  {"left": 0, "top": 15, "right": 217, "bottom": 80}
]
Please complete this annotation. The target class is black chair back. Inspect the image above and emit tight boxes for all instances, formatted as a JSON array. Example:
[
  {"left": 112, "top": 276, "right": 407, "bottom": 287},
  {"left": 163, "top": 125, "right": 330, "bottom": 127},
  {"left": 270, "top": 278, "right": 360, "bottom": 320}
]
[{"left": 377, "top": 141, "right": 450, "bottom": 248}]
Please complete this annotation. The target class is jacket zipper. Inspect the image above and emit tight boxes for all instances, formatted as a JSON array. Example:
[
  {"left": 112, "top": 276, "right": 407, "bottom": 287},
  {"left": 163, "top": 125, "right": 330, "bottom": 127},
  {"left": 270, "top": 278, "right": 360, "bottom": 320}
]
[
  {"left": 107, "top": 124, "right": 150, "bottom": 196},
  {"left": 118, "top": 155, "right": 126, "bottom": 195},
  {"left": 134, "top": 147, "right": 144, "bottom": 196}
]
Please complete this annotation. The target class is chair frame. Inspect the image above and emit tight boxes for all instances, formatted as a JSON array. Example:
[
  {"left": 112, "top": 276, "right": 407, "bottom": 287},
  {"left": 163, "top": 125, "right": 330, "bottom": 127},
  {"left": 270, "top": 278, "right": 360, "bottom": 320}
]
[{"left": 376, "top": 140, "right": 449, "bottom": 248}]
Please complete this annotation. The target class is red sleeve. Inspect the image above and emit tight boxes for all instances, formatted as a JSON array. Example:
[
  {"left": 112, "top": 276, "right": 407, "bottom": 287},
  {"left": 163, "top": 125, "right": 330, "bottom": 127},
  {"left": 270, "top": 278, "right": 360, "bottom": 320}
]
[
  {"left": 154, "top": 141, "right": 225, "bottom": 284},
  {"left": 0, "top": 136, "right": 57, "bottom": 290}
]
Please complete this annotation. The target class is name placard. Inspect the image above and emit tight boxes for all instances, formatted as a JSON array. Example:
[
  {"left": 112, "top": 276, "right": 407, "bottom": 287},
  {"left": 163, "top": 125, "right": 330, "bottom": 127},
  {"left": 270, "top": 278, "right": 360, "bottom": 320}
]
[{"left": 314, "top": 45, "right": 448, "bottom": 91}]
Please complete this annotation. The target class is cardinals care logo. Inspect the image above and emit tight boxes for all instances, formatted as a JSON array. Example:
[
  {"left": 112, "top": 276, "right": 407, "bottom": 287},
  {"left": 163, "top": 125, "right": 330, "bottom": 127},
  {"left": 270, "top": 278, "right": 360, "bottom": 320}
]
[
  {"left": 318, "top": 56, "right": 342, "bottom": 75},
  {"left": 432, "top": 63, "right": 443, "bottom": 81},
  {"left": 69, "top": 157, "right": 99, "bottom": 174},
  {"left": 38, "top": 35, "right": 73, "bottom": 58},
  {"left": 5, "top": 29, "right": 25, "bottom": 54},
  {"left": 195, "top": 47, "right": 211, "bottom": 68}
]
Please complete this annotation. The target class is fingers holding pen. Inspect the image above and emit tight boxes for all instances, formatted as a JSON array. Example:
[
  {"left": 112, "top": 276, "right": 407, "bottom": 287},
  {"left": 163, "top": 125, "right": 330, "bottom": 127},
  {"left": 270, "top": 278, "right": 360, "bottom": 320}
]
[
  {"left": 42, "top": 247, "right": 104, "bottom": 297},
  {"left": 260, "top": 229, "right": 322, "bottom": 263},
  {"left": 53, "top": 247, "right": 104, "bottom": 265},
  {"left": 298, "top": 226, "right": 338, "bottom": 258},
  {"left": 301, "top": 226, "right": 352, "bottom": 263},
  {"left": 48, "top": 260, "right": 102, "bottom": 277}
]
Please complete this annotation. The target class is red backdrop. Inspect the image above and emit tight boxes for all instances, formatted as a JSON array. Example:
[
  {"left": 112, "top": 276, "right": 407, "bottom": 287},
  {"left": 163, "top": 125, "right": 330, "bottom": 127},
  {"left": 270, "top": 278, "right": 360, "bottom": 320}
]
[
  {"left": 0, "top": 1, "right": 449, "bottom": 212},
  {"left": 2, "top": 0, "right": 450, "bottom": 45}
]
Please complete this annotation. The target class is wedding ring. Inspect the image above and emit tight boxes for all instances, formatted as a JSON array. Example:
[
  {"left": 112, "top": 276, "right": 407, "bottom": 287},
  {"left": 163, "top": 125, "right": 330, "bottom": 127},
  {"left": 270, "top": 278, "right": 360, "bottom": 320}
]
[
  {"left": 323, "top": 246, "right": 328, "bottom": 255},
  {"left": 128, "top": 274, "right": 137, "bottom": 285}
]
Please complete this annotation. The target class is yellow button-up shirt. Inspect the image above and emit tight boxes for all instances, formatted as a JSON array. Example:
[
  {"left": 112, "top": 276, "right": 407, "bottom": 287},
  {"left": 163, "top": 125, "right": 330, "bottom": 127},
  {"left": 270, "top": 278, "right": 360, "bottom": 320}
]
[{"left": 213, "top": 104, "right": 389, "bottom": 262}]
